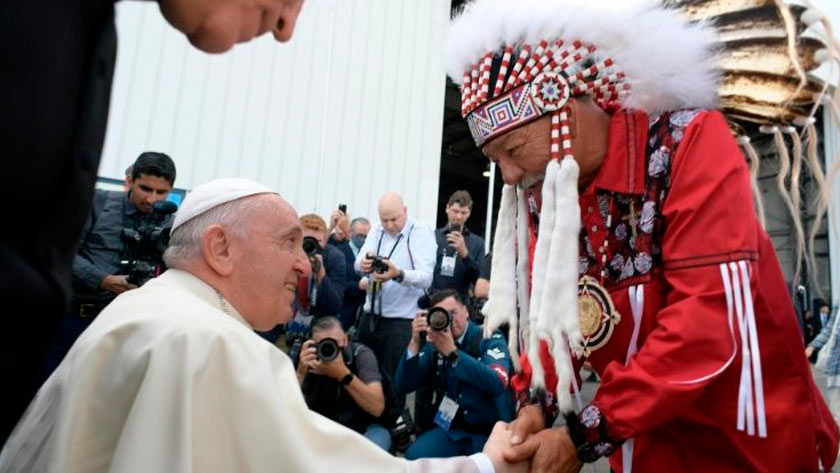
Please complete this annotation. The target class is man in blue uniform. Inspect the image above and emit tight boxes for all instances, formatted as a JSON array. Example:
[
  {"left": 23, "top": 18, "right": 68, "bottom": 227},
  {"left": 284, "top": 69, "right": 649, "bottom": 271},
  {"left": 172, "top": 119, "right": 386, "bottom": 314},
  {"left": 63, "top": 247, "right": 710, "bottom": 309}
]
[{"left": 395, "top": 289, "right": 514, "bottom": 459}]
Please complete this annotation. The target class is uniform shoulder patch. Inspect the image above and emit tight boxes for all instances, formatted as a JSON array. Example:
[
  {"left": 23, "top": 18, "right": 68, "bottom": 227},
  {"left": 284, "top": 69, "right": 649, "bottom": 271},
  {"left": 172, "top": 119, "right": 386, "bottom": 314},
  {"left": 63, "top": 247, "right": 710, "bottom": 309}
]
[{"left": 486, "top": 347, "right": 506, "bottom": 360}]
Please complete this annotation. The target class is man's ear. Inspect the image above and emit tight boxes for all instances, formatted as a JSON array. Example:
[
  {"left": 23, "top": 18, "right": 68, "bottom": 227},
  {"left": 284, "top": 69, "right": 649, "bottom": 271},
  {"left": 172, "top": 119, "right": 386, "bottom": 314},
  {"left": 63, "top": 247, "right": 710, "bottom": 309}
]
[{"left": 201, "top": 225, "right": 235, "bottom": 276}]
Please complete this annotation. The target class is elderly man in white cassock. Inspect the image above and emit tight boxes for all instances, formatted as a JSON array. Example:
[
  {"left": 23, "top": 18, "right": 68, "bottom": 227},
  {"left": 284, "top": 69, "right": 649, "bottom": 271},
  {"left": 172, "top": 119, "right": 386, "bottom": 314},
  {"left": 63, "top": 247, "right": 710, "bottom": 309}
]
[{"left": 0, "top": 178, "right": 525, "bottom": 473}]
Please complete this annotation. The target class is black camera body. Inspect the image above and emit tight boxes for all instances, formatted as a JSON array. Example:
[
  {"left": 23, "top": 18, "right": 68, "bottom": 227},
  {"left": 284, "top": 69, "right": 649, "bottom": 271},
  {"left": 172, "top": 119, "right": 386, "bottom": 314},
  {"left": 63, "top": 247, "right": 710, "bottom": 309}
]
[
  {"left": 368, "top": 255, "right": 390, "bottom": 274},
  {"left": 120, "top": 200, "right": 177, "bottom": 286},
  {"left": 426, "top": 307, "right": 452, "bottom": 332}
]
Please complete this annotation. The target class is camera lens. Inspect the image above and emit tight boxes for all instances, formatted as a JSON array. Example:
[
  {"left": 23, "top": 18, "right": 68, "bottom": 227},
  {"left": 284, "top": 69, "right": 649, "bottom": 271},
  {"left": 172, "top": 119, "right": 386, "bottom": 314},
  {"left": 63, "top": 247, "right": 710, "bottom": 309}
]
[
  {"left": 426, "top": 307, "right": 451, "bottom": 331},
  {"left": 316, "top": 338, "right": 340, "bottom": 362},
  {"left": 302, "top": 236, "right": 320, "bottom": 256}
]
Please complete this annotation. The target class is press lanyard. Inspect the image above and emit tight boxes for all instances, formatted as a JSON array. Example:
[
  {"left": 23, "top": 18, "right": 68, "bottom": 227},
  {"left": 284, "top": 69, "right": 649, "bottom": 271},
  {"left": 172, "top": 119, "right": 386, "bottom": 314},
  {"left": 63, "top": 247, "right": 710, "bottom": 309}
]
[{"left": 375, "top": 227, "right": 409, "bottom": 260}]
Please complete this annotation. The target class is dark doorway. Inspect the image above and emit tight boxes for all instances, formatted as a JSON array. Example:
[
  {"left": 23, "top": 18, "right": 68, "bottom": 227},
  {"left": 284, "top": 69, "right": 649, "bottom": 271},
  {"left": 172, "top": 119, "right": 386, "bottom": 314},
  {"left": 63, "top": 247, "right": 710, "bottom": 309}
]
[{"left": 436, "top": 78, "right": 503, "bottom": 244}]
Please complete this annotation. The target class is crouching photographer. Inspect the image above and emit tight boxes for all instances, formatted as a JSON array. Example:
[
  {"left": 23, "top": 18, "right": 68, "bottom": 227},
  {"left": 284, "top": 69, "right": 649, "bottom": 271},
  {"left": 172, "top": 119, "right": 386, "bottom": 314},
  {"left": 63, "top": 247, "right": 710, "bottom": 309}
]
[
  {"left": 394, "top": 289, "right": 515, "bottom": 459},
  {"left": 297, "top": 316, "right": 394, "bottom": 451}
]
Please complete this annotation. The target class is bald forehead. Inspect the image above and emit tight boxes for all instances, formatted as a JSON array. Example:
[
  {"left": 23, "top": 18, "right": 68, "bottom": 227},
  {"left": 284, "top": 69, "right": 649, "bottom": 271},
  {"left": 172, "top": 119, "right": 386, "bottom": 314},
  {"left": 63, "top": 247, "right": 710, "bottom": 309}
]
[{"left": 378, "top": 192, "right": 405, "bottom": 212}]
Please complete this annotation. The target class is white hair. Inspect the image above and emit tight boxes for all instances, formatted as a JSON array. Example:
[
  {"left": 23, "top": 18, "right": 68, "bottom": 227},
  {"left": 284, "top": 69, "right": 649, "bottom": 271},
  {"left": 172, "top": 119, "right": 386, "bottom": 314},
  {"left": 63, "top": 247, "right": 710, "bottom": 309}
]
[{"left": 163, "top": 196, "right": 273, "bottom": 269}]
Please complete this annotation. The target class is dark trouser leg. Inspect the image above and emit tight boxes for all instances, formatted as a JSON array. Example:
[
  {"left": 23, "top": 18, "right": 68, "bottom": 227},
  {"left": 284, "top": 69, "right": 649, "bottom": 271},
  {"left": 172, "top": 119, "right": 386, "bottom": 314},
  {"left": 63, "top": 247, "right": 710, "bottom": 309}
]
[
  {"left": 0, "top": 246, "right": 68, "bottom": 445},
  {"left": 414, "top": 387, "right": 437, "bottom": 433},
  {"left": 42, "top": 311, "right": 94, "bottom": 380},
  {"left": 376, "top": 318, "right": 412, "bottom": 412}
]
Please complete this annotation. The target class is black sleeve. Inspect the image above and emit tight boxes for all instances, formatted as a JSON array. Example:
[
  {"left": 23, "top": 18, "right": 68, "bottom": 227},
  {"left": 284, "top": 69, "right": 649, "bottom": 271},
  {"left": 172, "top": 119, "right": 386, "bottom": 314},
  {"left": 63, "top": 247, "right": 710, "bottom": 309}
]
[
  {"left": 314, "top": 246, "right": 346, "bottom": 315},
  {"left": 458, "top": 233, "right": 484, "bottom": 285},
  {"left": 479, "top": 252, "right": 492, "bottom": 280}
]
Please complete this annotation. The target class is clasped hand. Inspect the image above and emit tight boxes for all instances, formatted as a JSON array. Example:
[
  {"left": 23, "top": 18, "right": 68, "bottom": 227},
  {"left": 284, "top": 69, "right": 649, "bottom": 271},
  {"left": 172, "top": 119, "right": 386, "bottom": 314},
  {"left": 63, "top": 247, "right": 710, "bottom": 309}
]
[{"left": 483, "top": 405, "right": 582, "bottom": 473}]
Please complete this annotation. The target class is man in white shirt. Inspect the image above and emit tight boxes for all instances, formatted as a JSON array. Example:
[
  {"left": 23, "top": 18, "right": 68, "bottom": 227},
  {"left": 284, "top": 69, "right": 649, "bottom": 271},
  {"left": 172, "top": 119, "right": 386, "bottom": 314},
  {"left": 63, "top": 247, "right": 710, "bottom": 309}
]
[
  {"left": 354, "top": 192, "right": 437, "bottom": 414},
  {"left": 0, "top": 178, "right": 524, "bottom": 473}
]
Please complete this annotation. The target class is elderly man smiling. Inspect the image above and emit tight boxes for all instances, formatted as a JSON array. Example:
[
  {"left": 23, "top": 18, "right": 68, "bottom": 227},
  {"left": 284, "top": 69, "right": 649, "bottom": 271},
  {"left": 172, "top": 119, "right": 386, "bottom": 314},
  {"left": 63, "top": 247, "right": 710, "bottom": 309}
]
[{"left": 0, "top": 178, "right": 527, "bottom": 473}]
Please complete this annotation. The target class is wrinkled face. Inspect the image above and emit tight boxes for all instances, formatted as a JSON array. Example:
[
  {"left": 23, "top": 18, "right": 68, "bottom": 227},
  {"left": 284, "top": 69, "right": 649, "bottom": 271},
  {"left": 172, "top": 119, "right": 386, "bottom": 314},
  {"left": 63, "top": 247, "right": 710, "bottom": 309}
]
[
  {"left": 379, "top": 205, "right": 407, "bottom": 236},
  {"left": 312, "top": 325, "right": 347, "bottom": 348},
  {"left": 435, "top": 296, "right": 469, "bottom": 339},
  {"left": 158, "top": 0, "right": 305, "bottom": 53},
  {"left": 446, "top": 203, "right": 471, "bottom": 228},
  {"left": 128, "top": 174, "right": 173, "bottom": 214},
  {"left": 481, "top": 115, "right": 553, "bottom": 185},
  {"left": 231, "top": 196, "right": 310, "bottom": 330}
]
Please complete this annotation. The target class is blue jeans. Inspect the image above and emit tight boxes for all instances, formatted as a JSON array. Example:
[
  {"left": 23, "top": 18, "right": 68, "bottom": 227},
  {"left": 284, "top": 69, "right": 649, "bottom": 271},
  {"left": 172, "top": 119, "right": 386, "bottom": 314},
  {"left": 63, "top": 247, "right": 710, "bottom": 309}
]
[{"left": 364, "top": 423, "right": 392, "bottom": 451}]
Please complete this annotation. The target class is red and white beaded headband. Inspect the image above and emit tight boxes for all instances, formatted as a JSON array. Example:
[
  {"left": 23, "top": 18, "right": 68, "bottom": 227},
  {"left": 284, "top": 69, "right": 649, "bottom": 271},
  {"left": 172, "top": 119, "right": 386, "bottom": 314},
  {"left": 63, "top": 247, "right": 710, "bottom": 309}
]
[{"left": 462, "top": 39, "right": 630, "bottom": 154}]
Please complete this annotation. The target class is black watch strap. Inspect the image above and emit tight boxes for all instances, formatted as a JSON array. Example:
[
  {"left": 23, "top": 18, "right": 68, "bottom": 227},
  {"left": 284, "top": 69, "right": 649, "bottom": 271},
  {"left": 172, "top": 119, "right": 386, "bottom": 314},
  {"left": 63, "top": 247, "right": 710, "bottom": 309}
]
[
  {"left": 340, "top": 373, "right": 355, "bottom": 386},
  {"left": 564, "top": 405, "right": 620, "bottom": 464}
]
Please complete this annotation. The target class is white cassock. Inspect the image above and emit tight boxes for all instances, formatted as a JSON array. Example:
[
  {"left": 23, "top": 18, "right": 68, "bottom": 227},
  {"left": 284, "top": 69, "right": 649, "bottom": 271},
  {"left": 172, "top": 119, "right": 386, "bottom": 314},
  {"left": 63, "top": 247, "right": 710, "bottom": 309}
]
[{"left": 0, "top": 270, "right": 485, "bottom": 473}]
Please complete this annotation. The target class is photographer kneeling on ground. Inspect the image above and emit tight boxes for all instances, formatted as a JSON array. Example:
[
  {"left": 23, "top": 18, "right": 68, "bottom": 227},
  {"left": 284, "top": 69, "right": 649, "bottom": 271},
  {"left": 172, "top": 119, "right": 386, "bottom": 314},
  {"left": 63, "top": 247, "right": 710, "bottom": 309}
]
[
  {"left": 297, "top": 316, "right": 392, "bottom": 451},
  {"left": 395, "top": 290, "right": 514, "bottom": 459}
]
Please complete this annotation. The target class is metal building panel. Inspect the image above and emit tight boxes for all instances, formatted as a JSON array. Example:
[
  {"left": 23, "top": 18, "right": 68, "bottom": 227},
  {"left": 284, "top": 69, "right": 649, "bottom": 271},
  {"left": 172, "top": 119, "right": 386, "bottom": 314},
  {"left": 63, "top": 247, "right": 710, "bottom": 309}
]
[{"left": 100, "top": 0, "right": 450, "bottom": 225}]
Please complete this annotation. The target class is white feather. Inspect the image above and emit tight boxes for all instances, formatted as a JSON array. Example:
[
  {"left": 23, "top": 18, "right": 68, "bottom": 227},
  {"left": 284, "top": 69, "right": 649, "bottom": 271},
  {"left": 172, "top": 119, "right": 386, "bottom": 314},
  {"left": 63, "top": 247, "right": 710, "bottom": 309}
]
[{"left": 445, "top": 0, "right": 720, "bottom": 114}]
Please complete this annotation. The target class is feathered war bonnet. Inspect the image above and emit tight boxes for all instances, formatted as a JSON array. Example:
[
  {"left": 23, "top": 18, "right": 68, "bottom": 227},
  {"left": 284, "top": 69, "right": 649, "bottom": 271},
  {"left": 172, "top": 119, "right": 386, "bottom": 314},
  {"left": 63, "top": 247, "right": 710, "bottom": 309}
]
[
  {"left": 665, "top": 0, "right": 840, "bottom": 295},
  {"left": 444, "top": 0, "right": 720, "bottom": 411}
]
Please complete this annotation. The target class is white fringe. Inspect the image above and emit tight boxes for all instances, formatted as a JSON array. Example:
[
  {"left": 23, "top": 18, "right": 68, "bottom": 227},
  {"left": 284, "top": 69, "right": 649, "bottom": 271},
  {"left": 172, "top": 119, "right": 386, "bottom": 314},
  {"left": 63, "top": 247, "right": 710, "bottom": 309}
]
[
  {"left": 513, "top": 186, "right": 532, "bottom": 373},
  {"left": 536, "top": 156, "right": 582, "bottom": 411},
  {"left": 527, "top": 160, "right": 560, "bottom": 390},
  {"left": 482, "top": 185, "right": 518, "bottom": 337}
]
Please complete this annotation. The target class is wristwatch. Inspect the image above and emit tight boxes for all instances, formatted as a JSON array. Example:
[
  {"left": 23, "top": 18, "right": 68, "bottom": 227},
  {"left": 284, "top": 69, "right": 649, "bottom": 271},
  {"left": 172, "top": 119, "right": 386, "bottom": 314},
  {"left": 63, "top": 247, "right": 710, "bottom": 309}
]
[
  {"left": 394, "top": 269, "right": 405, "bottom": 283},
  {"left": 340, "top": 373, "right": 355, "bottom": 386}
]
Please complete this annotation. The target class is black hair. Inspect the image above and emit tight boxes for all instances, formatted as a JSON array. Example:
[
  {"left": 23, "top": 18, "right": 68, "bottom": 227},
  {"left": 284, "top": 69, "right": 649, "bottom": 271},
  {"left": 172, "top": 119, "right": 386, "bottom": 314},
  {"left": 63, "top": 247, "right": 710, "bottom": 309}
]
[
  {"left": 132, "top": 151, "right": 176, "bottom": 185},
  {"left": 310, "top": 316, "right": 343, "bottom": 335},
  {"left": 428, "top": 289, "right": 467, "bottom": 309}
]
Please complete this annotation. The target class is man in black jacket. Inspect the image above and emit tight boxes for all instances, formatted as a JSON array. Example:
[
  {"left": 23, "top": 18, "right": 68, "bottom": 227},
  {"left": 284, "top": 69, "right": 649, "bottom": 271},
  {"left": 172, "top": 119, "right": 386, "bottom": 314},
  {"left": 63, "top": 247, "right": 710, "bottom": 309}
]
[
  {"left": 0, "top": 0, "right": 305, "bottom": 443},
  {"left": 432, "top": 191, "right": 485, "bottom": 301}
]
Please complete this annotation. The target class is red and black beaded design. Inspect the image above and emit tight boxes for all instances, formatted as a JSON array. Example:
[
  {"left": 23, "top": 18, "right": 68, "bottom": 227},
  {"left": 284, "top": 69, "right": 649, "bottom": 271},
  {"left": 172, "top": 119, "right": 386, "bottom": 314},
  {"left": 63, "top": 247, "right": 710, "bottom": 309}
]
[
  {"left": 565, "top": 404, "right": 620, "bottom": 463},
  {"left": 461, "top": 40, "right": 630, "bottom": 150},
  {"left": 577, "top": 110, "right": 702, "bottom": 288}
]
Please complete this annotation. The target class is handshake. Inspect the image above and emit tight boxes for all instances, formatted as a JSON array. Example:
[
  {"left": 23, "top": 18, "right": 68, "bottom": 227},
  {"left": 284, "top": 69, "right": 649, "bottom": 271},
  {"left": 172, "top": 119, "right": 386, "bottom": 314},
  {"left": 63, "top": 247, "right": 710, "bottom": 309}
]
[{"left": 482, "top": 405, "right": 581, "bottom": 473}]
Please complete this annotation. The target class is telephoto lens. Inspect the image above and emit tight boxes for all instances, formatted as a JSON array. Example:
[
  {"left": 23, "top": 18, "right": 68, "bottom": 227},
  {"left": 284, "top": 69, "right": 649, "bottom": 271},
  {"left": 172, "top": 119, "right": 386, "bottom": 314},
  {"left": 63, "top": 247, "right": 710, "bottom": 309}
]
[
  {"left": 315, "top": 338, "right": 340, "bottom": 362},
  {"left": 426, "top": 307, "right": 451, "bottom": 332},
  {"left": 303, "top": 236, "right": 322, "bottom": 256}
]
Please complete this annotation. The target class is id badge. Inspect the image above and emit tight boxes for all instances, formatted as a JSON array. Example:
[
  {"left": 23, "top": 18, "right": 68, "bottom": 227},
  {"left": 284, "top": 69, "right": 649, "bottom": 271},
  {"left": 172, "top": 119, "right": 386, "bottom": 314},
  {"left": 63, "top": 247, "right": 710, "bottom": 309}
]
[
  {"left": 433, "top": 395, "right": 459, "bottom": 431},
  {"left": 440, "top": 254, "right": 457, "bottom": 277}
]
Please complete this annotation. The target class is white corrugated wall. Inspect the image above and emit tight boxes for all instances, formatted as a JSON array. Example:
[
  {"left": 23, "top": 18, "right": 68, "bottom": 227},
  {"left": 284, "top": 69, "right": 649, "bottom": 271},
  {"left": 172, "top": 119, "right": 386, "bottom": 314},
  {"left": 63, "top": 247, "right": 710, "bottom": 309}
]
[{"left": 99, "top": 0, "right": 451, "bottom": 225}]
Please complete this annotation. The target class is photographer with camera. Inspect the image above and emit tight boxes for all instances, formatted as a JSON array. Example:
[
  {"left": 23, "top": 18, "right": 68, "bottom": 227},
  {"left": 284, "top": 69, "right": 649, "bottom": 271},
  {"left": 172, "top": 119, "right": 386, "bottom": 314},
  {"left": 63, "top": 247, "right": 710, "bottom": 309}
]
[
  {"left": 395, "top": 289, "right": 514, "bottom": 460},
  {"left": 432, "top": 191, "right": 485, "bottom": 299},
  {"left": 43, "top": 152, "right": 176, "bottom": 376},
  {"left": 353, "top": 193, "right": 436, "bottom": 401},
  {"left": 328, "top": 209, "right": 372, "bottom": 330},
  {"left": 280, "top": 214, "right": 347, "bottom": 346},
  {"left": 297, "top": 316, "right": 392, "bottom": 451}
]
